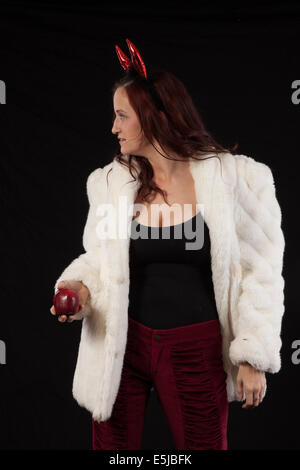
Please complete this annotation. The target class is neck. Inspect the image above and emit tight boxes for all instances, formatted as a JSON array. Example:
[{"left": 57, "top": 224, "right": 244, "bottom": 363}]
[{"left": 143, "top": 149, "right": 190, "bottom": 184}]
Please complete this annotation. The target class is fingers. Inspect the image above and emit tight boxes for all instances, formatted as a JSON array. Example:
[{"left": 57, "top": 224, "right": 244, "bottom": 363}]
[
  {"left": 258, "top": 384, "right": 266, "bottom": 404},
  {"left": 58, "top": 314, "right": 74, "bottom": 323},
  {"left": 57, "top": 304, "right": 85, "bottom": 322},
  {"left": 242, "top": 390, "right": 262, "bottom": 409},
  {"left": 237, "top": 380, "right": 243, "bottom": 402},
  {"left": 57, "top": 281, "right": 67, "bottom": 289},
  {"left": 50, "top": 305, "right": 56, "bottom": 315},
  {"left": 49, "top": 305, "right": 74, "bottom": 323},
  {"left": 236, "top": 375, "right": 246, "bottom": 404}
]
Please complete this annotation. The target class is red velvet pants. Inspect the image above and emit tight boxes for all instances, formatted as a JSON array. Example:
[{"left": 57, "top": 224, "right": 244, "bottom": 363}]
[{"left": 92, "top": 317, "right": 229, "bottom": 450}]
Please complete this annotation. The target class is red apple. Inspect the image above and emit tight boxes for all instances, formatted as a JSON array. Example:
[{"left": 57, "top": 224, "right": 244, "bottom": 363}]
[{"left": 53, "top": 288, "right": 80, "bottom": 316}]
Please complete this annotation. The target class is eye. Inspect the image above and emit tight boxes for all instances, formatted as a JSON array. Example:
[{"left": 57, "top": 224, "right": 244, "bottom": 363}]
[{"left": 112, "top": 113, "right": 126, "bottom": 124}]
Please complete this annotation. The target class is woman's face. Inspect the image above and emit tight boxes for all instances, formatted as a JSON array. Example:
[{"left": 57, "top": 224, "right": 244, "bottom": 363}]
[{"left": 112, "top": 87, "right": 146, "bottom": 155}]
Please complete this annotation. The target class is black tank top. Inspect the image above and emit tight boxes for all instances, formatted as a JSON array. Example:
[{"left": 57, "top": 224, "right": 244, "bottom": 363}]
[{"left": 128, "top": 211, "right": 219, "bottom": 329}]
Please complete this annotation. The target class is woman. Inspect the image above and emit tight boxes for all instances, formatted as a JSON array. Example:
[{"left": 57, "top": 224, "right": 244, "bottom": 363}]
[{"left": 50, "top": 40, "right": 285, "bottom": 450}]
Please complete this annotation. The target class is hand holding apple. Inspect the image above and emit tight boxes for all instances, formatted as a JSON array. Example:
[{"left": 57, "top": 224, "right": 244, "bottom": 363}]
[
  {"left": 53, "top": 288, "right": 80, "bottom": 314},
  {"left": 50, "top": 280, "right": 91, "bottom": 323}
]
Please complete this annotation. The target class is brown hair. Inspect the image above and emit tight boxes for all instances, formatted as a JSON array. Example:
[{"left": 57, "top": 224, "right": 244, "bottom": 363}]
[{"left": 109, "top": 68, "right": 239, "bottom": 206}]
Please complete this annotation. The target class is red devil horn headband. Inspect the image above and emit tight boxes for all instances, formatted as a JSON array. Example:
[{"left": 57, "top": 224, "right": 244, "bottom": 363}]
[
  {"left": 114, "top": 38, "right": 168, "bottom": 116},
  {"left": 115, "top": 38, "right": 147, "bottom": 80}
]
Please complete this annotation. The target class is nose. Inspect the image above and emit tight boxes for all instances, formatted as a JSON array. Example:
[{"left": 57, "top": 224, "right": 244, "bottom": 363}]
[{"left": 111, "top": 116, "right": 119, "bottom": 135}]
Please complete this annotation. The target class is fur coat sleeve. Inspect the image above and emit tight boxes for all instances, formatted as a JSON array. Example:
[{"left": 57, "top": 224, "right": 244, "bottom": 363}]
[
  {"left": 228, "top": 155, "right": 285, "bottom": 373},
  {"left": 53, "top": 167, "right": 105, "bottom": 320}
]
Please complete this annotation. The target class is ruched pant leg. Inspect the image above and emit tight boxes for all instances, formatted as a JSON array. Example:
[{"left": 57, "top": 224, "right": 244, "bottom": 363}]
[{"left": 92, "top": 317, "right": 228, "bottom": 450}]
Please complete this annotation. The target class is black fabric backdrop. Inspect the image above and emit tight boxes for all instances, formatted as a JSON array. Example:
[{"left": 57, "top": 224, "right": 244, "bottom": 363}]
[{"left": 0, "top": 0, "right": 298, "bottom": 450}]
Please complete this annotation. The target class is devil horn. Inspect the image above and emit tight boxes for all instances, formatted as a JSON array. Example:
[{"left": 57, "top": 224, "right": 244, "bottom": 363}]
[
  {"left": 126, "top": 38, "right": 147, "bottom": 80},
  {"left": 115, "top": 45, "right": 131, "bottom": 71}
]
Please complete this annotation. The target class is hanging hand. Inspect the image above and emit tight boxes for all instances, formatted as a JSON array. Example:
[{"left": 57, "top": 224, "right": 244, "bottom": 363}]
[{"left": 237, "top": 362, "right": 266, "bottom": 409}]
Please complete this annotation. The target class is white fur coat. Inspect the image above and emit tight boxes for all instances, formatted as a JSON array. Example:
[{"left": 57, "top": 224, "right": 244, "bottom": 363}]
[{"left": 54, "top": 152, "right": 285, "bottom": 422}]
